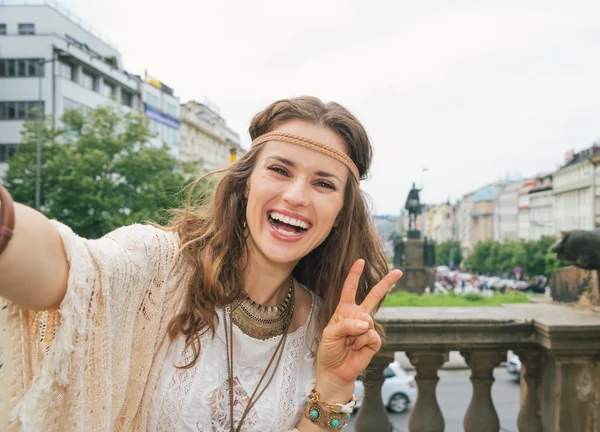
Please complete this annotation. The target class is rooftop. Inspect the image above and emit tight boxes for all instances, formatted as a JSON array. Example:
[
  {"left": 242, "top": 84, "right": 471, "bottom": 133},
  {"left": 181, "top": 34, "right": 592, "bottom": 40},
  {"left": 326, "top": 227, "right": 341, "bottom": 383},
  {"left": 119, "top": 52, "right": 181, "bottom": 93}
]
[{"left": 1, "top": 0, "right": 118, "bottom": 50}]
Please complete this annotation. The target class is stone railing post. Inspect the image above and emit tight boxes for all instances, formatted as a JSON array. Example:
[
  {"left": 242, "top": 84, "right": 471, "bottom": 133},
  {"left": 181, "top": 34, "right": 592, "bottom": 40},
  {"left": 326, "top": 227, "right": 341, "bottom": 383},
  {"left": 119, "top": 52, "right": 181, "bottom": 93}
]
[
  {"left": 461, "top": 350, "right": 505, "bottom": 432},
  {"left": 354, "top": 351, "right": 394, "bottom": 432},
  {"left": 407, "top": 350, "right": 448, "bottom": 432},
  {"left": 513, "top": 349, "right": 543, "bottom": 432}
]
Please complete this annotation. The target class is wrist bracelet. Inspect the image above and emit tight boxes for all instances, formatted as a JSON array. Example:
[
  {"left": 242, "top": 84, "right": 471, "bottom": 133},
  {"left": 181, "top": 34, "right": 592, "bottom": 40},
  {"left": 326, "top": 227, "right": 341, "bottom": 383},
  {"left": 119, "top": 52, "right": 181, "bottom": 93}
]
[
  {"left": 302, "top": 385, "right": 356, "bottom": 430},
  {"left": 0, "top": 184, "right": 15, "bottom": 256}
]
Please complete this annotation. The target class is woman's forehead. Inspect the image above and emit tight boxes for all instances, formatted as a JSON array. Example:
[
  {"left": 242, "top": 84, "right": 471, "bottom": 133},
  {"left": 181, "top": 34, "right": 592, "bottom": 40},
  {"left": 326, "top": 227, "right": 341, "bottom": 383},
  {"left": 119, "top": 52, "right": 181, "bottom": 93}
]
[{"left": 270, "top": 119, "right": 349, "bottom": 155}]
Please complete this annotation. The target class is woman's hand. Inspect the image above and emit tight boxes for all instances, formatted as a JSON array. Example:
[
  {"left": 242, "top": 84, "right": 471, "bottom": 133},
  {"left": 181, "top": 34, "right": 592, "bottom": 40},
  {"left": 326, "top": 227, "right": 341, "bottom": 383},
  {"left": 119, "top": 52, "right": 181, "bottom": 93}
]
[{"left": 314, "top": 259, "right": 403, "bottom": 402}]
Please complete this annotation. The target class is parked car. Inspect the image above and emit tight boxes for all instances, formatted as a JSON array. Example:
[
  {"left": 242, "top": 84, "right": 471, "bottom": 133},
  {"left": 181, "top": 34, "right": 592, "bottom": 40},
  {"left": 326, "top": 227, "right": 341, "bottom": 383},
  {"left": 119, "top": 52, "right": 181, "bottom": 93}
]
[
  {"left": 506, "top": 354, "right": 522, "bottom": 378},
  {"left": 354, "top": 362, "right": 417, "bottom": 414}
]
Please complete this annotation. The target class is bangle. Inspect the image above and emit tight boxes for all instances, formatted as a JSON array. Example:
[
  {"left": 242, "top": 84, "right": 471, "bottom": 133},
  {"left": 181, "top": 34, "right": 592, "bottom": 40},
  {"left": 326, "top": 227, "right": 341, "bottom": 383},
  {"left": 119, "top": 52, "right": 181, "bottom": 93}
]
[
  {"left": 0, "top": 184, "right": 15, "bottom": 256},
  {"left": 302, "top": 386, "right": 356, "bottom": 430}
]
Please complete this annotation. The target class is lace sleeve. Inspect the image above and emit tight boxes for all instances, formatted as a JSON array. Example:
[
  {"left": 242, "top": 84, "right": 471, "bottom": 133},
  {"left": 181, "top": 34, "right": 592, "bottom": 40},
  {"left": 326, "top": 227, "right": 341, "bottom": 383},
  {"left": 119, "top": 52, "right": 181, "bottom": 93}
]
[{"left": 0, "top": 221, "right": 180, "bottom": 431}]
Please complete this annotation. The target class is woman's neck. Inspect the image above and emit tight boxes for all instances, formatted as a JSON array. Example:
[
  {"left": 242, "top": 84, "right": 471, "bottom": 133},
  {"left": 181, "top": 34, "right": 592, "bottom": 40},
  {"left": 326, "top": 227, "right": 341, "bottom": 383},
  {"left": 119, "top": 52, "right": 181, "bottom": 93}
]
[{"left": 243, "top": 243, "right": 297, "bottom": 306}]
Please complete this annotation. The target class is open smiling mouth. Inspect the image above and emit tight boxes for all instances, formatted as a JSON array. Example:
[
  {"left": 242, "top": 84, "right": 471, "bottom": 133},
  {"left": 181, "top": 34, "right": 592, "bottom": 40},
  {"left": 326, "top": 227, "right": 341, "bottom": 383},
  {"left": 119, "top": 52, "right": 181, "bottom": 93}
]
[{"left": 268, "top": 211, "right": 311, "bottom": 237}]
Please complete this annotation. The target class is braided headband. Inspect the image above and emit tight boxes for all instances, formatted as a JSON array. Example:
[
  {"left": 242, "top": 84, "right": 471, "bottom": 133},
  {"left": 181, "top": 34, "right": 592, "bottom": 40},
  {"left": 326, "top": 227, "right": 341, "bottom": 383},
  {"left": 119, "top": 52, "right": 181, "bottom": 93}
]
[
  {"left": 251, "top": 132, "right": 360, "bottom": 182},
  {"left": 0, "top": 184, "right": 15, "bottom": 256}
]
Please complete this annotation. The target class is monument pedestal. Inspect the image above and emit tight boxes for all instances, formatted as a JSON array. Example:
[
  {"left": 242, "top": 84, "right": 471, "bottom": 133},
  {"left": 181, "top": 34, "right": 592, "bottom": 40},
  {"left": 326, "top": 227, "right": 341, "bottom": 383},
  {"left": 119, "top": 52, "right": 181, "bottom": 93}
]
[
  {"left": 404, "top": 238, "right": 425, "bottom": 267},
  {"left": 393, "top": 237, "right": 436, "bottom": 294},
  {"left": 394, "top": 266, "right": 436, "bottom": 294}
]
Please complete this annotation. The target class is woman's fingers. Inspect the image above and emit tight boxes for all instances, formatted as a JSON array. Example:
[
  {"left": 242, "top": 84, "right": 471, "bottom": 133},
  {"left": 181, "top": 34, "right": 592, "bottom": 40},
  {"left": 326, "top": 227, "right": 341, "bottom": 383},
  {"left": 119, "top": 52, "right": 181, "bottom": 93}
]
[
  {"left": 360, "top": 269, "right": 403, "bottom": 312},
  {"left": 339, "top": 259, "right": 365, "bottom": 305},
  {"left": 351, "top": 329, "right": 381, "bottom": 352},
  {"left": 356, "top": 312, "right": 374, "bottom": 329},
  {"left": 324, "top": 317, "right": 372, "bottom": 340}
]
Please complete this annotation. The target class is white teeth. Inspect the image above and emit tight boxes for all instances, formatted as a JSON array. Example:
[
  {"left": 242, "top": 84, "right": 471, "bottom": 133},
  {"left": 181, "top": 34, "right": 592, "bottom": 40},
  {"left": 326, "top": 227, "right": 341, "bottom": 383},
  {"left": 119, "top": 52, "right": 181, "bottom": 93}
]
[
  {"left": 276, "top": 226, "right": 297, "bottom": 236},
  {"left": 269, "top": 211, "right": 309, "bottom": 230}
]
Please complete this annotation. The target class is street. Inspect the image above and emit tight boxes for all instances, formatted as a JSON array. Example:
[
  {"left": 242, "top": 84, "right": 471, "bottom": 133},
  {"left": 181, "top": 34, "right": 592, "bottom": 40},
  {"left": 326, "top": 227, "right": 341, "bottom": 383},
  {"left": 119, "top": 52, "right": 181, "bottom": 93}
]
[{"left": 347, "top": 368, "right": 520, "bottom": 432}]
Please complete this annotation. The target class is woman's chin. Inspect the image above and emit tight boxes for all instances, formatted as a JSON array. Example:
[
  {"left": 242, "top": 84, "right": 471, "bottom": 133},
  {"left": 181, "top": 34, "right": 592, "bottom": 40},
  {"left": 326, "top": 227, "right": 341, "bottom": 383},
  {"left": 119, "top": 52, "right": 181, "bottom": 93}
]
[{"left": 255, "top": 241, "right": 306, "bottom": 265}]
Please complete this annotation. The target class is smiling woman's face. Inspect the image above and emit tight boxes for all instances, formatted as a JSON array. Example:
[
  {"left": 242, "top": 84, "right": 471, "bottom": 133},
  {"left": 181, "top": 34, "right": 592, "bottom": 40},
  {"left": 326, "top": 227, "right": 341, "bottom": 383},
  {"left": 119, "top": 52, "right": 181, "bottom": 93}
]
[{"left": 245, "top": 119, "right": 350, "bottom": 266}]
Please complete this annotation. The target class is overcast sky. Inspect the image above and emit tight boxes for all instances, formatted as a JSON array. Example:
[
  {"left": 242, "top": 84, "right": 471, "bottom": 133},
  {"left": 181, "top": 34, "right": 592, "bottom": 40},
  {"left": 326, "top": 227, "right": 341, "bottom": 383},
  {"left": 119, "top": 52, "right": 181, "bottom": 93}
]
[{"left": 59, "top": 0, "right": 600, "bottom": 215}]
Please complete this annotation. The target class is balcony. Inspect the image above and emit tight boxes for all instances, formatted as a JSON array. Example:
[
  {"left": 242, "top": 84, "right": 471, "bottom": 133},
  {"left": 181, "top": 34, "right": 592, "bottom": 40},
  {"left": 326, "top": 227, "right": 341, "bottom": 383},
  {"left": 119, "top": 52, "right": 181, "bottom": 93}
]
[{"left": 354, "top": 303, "right": 600, "bottom": 432}]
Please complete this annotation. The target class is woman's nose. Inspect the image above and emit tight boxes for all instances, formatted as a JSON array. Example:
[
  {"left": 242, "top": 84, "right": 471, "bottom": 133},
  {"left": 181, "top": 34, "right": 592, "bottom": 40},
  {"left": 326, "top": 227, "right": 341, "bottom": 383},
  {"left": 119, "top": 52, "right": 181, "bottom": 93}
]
[{"left": 282, "top": 179, "right": 309, "bottom": 207}]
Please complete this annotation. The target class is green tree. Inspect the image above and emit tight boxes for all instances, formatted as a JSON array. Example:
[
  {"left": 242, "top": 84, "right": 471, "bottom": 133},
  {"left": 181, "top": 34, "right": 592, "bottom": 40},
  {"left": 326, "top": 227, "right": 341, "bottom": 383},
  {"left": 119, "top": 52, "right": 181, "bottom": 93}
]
[
  {"left": 5, "top": 106, "right": 207, "bottom": 239},
  {"left": 435, "top": 240, "right": 463, "bottom": 268},
  {"left": 544, "top": 245, "right": 564, "bottom": 276},
  {"left": 465, "top": 239, "right": 493, "bottom": 274},
  {"left": 465, "top": 236, "right": 564, "bottom": 278}
]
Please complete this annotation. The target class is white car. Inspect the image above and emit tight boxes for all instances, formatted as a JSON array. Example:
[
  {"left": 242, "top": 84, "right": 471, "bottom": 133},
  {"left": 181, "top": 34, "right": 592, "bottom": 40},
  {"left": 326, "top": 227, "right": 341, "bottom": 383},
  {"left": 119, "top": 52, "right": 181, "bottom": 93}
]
[
  {"left": 354, "top": 362, "right": 417, "bottom": 414},
  {"left": 506, "top": 354, "right": 522, "bottom": 377}
]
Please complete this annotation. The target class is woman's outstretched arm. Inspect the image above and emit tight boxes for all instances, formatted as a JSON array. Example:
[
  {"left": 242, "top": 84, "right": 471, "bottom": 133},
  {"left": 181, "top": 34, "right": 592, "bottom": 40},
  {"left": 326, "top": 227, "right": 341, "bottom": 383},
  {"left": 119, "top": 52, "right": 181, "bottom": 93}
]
[{"left": 0, "top": 203, "right": 69, "bottom": 311}]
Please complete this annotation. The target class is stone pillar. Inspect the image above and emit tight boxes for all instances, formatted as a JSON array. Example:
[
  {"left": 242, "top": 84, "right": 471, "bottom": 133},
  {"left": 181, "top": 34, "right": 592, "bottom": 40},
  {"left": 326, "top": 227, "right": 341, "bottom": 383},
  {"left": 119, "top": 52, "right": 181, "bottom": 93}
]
[
  {"left": 514, "top": 349, "right": 543, "bottom": 432},
  {"left": 538, "top": 354, "right": 600, "bottom": 432},
  {"left": 354, "top": 352, "right": 394, "bottom": 432},
  {"left": 461, "top": 350, "right": 505, "bottom": 432},
  {"left": 407, "top": 351, "right": 448, "bottom": 432}
]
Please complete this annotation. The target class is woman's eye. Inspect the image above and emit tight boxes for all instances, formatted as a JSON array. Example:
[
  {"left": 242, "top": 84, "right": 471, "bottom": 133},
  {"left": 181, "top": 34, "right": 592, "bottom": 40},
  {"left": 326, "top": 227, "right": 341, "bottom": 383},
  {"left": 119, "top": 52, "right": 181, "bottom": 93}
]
[
  {"left": 316, "top": 181, "right": 336, "bottom": 190},
  {"left": 268, "top": 166, "right": 289, "bottom": 176}
]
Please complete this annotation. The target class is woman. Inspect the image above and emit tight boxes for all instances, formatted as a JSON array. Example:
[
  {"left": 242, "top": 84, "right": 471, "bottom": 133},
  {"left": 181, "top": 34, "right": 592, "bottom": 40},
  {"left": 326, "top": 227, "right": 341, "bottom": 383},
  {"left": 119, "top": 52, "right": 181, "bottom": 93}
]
[{"left": 0, "top": 96, "right": 402, "bottom": 432}]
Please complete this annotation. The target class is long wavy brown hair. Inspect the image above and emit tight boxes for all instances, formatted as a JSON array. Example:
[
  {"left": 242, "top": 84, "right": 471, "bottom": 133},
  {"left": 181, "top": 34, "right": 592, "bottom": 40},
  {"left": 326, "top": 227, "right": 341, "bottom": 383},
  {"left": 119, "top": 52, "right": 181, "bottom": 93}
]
[{"left": 166, "top": 96, "right": 389, "bottom": 368}]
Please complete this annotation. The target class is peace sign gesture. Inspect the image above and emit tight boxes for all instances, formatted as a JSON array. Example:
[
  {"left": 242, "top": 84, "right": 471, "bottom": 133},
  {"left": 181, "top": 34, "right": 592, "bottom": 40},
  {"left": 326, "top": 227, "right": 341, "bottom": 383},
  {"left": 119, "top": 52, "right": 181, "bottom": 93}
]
[{"left": 314, "top": 259, "right": 403, "bottom": 402}]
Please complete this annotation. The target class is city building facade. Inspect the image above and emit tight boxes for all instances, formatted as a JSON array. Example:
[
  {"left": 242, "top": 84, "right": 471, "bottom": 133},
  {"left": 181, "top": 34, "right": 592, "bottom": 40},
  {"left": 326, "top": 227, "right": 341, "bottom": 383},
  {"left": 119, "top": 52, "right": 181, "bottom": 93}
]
[
  {"left": 517, "top": 179, "right": 536, "bottom": 240},
  {"left": 456, "top": 192, "right": 474, "bottom": 258},
  {"left": 552, "top": 146, "right": 600, "bottom": 232},
  {"left": 493, "top": 179, "right": 523, "bottom": 241},
  {"left": 0, "top": 1, "right": 142, "bottom": 177},
  {"left": 415, "top": 204, "right": 434, "bottom": 240},
  {"left": 431, "top": 203, "right": 455, "bottom": 244},
  {"left": 141, "top": 75, "right": 180, "bottom": 158},
  {"left": 472, "top": 184, "right": 495, "bottom": 245},
  {"left": 529, "top": 173, "right": 554, "bottom": 240},
  {"left": 179, "top": 100, "right": 244, "bottom": 176}
]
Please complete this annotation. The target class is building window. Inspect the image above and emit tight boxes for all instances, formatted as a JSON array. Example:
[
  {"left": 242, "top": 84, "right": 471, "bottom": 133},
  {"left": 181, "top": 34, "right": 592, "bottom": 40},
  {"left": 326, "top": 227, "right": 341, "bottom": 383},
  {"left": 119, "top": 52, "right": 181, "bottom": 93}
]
[
  {"left": 146, "top": 92, "right": 159, "bottom": 107},
  {"left": 82, "top": 71, "right": 95, "bottom": 90},
  {"left": 101, "top": 80, "right": 116, "bottom": 98},
  {"left": 0, "top": 24, "right": 6, "bottom": 35},
  {"left": 58, "top": 61, "right": 72, "bottom": 80},
  {"left": 0, "top": 101, "right": 44, "bottom": 120},
  {"left": 167, "top": 103, "right": 177, "bottom": 117},
  {"left": 18, "top": 23, "right": 35, "bottom": 35},
  {"left": 121, "top": 91, "right": 133, "bottom": 107},
  {"left": 0, "top": 59, "right": 44, "bottom": 78},
  {"left": 28, "top": 59, "right": 39, "bottom": 77},
  {"left": 149, "top": 120, "right": 159, "bottom": 135},
  {"left": 17, "top": 59, "right": 27, "bottom": 77},
  {"left": 0, "top": 144, "right": 17, "bottom": 163}
]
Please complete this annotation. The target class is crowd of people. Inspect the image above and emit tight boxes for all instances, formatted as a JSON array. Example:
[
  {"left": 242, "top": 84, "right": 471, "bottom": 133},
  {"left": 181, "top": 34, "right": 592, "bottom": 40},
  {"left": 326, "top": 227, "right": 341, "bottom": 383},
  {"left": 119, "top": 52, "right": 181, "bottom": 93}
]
[{"left": 429, "top": 266, "right": 549, "bottom": 295}]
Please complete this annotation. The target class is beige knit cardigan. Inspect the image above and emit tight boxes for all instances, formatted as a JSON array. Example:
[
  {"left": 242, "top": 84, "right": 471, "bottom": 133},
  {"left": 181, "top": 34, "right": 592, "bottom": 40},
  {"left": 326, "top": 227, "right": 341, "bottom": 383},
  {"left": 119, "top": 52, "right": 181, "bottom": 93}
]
[{"left": 0, "top": 221, "right": 189, "bottom": 431}]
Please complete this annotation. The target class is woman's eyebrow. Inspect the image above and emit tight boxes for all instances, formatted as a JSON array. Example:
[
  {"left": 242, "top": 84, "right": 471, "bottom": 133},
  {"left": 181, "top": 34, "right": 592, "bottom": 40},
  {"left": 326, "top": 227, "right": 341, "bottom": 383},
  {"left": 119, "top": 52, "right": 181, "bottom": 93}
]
[{"left": 265, "top": 155, "right": 343, "bottom": 183}]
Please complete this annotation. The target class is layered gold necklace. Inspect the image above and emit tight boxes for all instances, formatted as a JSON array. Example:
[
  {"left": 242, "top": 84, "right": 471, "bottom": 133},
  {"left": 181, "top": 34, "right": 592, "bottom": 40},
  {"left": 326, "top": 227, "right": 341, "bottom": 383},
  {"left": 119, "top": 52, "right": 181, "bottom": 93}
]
[
  {"left": 224, "top": 275, "right": 295, "bottom": 432},
  {"left": 230, "top": 275, "right": 295, "bottom": 340}
]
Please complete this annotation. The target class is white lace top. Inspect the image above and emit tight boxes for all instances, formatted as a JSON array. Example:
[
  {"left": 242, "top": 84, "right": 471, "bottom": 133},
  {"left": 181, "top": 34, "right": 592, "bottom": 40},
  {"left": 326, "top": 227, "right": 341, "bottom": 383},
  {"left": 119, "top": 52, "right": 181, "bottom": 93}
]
[{"left": 147, "top": 290, "right": 319, "bottom": 432}]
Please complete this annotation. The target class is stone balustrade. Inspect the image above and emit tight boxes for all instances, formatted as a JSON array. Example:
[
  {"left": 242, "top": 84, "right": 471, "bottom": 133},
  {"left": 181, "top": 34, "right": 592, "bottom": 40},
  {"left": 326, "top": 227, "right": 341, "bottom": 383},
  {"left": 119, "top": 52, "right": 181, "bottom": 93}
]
[{"left": 353, "top": 303, "right": 600, "bottom": 432}]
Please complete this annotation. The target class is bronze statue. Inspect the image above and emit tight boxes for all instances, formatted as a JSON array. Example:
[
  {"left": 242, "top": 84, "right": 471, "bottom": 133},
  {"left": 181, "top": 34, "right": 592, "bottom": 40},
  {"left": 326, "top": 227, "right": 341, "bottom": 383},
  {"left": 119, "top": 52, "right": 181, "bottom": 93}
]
[
  {"left": 405, "top": 182, "right": 422, "bottom": 231},
  {"left": 552, "top": 230, "right": 600, "bottom": 270}
]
